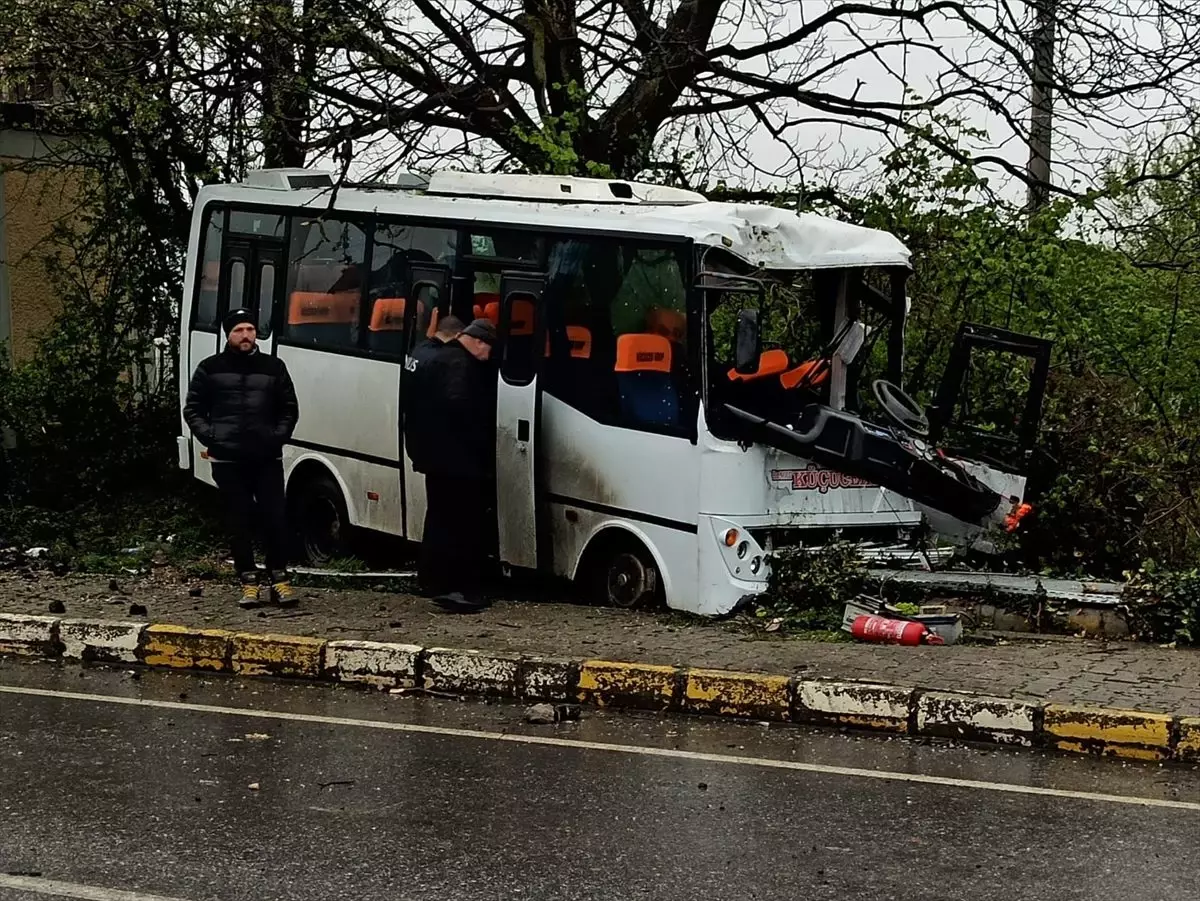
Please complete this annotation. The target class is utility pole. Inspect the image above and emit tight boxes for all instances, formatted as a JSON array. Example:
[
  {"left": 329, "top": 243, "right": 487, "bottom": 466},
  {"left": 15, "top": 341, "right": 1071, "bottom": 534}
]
[{"left": 1026, "top": 0, "right": 1056, "bottom": 212}]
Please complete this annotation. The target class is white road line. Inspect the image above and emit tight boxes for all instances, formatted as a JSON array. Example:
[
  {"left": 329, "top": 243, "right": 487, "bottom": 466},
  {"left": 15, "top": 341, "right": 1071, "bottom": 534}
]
[
  {"left": 0, "top": 874, "right": 190, "bottom": 901},
  {"left": 2, "top": 683, "right": 1199, "bottom": 812}
]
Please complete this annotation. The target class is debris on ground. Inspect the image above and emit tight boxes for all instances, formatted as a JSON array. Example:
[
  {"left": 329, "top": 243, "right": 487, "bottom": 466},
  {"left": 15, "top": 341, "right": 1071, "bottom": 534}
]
[
  {"left": 129, "top": 603, "right": 148, "bottom": 617},
  {"left": 842, "top": 596, "right": 961, "bottom": 645},
  {"left": 525, "top": 703, "right": 582, "bottom": 724},
  {"left": 247, "top": 782, "right": 260, "bottom": 791},
  {"left": 25, "top": 547, "right": 48, "bottom": 559},
  {"left": 47, "top": 599, "right": 65, "bottom": 614}
]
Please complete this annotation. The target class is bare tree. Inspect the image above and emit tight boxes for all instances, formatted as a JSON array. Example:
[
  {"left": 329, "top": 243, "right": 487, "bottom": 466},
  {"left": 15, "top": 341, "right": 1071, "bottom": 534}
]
[
  {"left": 292, "top": 0, "right": 1200, "bottom": 195},
  {"left": 5, "top": 0, "right": 1200, "bottom": 232}
]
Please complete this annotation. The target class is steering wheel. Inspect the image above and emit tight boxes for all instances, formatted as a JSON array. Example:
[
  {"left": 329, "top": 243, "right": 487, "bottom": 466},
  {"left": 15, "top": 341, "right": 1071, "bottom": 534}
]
[{"left": 872, "top": 379, "right": 930, "bottom": 438}]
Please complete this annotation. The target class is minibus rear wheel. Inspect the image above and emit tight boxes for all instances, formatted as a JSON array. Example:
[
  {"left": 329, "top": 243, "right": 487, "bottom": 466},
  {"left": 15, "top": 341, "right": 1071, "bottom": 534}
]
[{"left": 290, "top": 471, "right": 351, "bottom": 566}]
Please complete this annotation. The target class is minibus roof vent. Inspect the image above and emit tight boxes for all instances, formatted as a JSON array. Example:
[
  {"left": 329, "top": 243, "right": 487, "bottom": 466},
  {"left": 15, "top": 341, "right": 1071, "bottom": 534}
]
[
  {"left": 425, "top": 171, "right": 707, "bottom": 205},
  {"left": 243, "top": 169, "right": 335, "bottom": 190}
]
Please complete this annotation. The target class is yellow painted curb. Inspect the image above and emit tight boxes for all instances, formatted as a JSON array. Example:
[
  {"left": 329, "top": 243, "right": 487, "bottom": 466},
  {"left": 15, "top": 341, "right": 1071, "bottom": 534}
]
[
  {"left": 1177, "top": 717, "right": 1200, "bottom": 762},
  {"left": 578, "top": 659, "right": 678, "bottom": 709},
  {"left": 683, "top": 669, "right": 791, "bottom": 721},
  {"left": 1043, "top": 705, "right": 1174, "bottom": 760},
  {"left": 142, "top": 624, "right": 232, "bottom": 672},
  {"left": 231, "top": 632, "right": 325, "bottom": 678}
]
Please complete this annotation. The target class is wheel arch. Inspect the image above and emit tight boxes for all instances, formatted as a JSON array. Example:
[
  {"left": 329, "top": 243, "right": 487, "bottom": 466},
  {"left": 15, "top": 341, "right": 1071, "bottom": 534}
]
[
  {"left": 572, "top": 520, "right": 674, "bottom": 602},
  {"left": 285, "top": 453, "right": 357, "bottom": 526}
]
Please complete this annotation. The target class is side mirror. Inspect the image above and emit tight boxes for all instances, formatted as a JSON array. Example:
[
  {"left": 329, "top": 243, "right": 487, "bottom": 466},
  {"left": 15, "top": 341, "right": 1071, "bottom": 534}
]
[{"left": 734, "top": 309, "right": 761, "bottom": 375}]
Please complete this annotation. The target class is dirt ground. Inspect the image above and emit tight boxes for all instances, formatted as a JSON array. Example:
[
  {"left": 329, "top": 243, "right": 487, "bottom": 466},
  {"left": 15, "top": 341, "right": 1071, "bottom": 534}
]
[{"left": 4, "top": 564, "right": 1200, "bottom": 716}]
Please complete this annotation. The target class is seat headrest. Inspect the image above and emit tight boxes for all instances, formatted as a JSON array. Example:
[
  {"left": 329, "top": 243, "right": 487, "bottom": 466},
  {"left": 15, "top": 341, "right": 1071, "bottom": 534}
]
[{"left": 615, "top": 333, "right": 672, "bottom": 373}]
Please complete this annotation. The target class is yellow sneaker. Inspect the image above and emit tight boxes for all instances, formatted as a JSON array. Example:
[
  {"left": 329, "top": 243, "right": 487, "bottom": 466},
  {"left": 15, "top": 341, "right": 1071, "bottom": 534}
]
[
  {"left": 270, "top": 577, "right": 297, "bottom": 608},
  {"left": 238, "top": 579, "right": 261, "bottom": 609}
]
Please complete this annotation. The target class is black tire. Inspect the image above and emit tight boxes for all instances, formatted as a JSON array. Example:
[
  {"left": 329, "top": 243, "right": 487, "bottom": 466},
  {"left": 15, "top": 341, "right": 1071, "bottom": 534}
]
[
  {"left": 588, "top": 535, "right": 663, "bottom": 609},
  {"left": 290, "top": 473, "right": 351, "bottom": 566}
]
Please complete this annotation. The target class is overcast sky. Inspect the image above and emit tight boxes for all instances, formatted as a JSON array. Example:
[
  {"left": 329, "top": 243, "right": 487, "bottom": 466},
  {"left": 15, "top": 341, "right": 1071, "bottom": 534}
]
[{"left": 319, "top": 1, "right": 1200, "bottom": 206}]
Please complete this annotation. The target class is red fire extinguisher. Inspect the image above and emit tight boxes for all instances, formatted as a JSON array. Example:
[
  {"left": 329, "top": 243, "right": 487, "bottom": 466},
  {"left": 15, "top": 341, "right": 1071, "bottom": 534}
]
[{"left": 851, "top": 614, "right": 944, "bottom": 646}]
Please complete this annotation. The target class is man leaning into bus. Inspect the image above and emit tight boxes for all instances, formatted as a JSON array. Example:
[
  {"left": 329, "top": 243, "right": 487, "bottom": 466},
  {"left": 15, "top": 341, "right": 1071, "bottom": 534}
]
[
  {"left": 183, "top": 308, "right": 300, "bottom": 609},
  {"left": 407, "top": 318, "right": 498, "bottom": 613}
]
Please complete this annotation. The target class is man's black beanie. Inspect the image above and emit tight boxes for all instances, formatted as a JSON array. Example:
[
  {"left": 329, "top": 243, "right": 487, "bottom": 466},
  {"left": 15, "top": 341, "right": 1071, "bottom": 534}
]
[{"left": 223, "top": 308, "right": 256, "bottom": 335}]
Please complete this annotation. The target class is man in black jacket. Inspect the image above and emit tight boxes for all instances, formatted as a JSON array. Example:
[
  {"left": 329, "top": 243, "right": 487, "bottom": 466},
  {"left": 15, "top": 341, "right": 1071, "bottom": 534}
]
[
  {"left": 183, "top": 309, "right": 300, "bottom": 608},
  {"left": 406, "top": 318, "right": 497, "bottom": 612},
  {"left": 403, "top": 313, "right": 464, "bottom": 476}
]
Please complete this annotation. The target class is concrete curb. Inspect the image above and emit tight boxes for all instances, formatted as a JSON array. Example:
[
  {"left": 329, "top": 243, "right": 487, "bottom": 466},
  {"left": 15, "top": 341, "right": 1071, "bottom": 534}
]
[{"left": 1, "top": 614, "right": 1196, "bottom": 763}]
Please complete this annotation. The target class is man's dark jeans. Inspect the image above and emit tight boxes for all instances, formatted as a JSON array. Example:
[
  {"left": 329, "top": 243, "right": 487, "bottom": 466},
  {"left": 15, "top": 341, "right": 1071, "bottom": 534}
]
[{"left": 212, "top": 459, "right": 289, "bottom": 578}]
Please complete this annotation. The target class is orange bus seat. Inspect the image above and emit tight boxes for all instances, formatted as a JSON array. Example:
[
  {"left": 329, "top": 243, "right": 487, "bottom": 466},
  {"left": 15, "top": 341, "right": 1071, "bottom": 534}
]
[
  {"left": 780, "top": 359, "right": 830, "bottom": 390},
  {"left": 368, "top": 297, "right": 419, "bottom": 332},
  {"left": 615, "top": 333, "right": 672, "bottom": 373},
  {"left": 544, "top": 325, "right": 593, "bottom": 358},
  {"left": 646, "top": 308, "right": 686, "bottom": 344},
  {"left": 728, "top": 348, "right": 789, "bottom": 382},
  {"left": 509, "top": 299, "right": 535, "bottom": 336},
  {"left": 615, "top": 334, "right": 679, "bottom": 427},
  {"left": 473, "top": 293, "right": 501, "bottom": 322},
  {"left": 287, "top": 290, "right": 359, "bottom": 325}
]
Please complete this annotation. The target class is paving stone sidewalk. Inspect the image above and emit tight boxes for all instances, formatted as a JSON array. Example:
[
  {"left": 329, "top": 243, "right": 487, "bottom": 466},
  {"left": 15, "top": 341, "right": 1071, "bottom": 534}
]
[{"left": 2, "top": 569, "right": 1199, "bottom": 716}]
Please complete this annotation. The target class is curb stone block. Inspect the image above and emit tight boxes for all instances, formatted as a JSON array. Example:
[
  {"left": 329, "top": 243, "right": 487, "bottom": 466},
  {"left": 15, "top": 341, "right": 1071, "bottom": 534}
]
[
  {"left": 795, "top": 680, "right": 912, "bottom": 732},
  {"left": 231, "top": 632, "right": 325, "bottom": 678},
  {"left": 59, "top": 620, "right": 145, "bottom": 664},
  {"left": 518, "top": 656, "right": 580, "bottom": 701},
  {"left": 1177, "top": 718, "right": 1200, "bottom": 762},
  {"left": 423, "top": 648, "right": 521, "bottom": 696},
  {"left": 1043, "top": 704, "right": 1174, "bottom": 760},
  {"left": 577, "top": 660, "right": 679, "bottom": 710},
  {"left": 325, "top": 640, "right": 422, "bottom": 688},
  {"left": 683, "top": 669, "right": 791, "bottom": 721},
  {"left": 0, "top": 613, "right": 59, "bottom": 656},
  {"left": 141, "top": 624, "right": 232, "bottom": 672},
  {"left": 916, "top": 691, "right": 1039, "bottom": 745}
]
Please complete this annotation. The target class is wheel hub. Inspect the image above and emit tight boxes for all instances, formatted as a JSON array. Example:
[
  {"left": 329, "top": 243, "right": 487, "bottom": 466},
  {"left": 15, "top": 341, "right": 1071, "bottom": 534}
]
[{"left": 607, "top": 552, "right": 651, "bottom": 608}]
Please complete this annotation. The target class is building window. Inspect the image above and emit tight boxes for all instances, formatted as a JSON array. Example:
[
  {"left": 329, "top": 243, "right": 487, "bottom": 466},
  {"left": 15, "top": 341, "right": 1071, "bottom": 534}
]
[
  {"left": 283, "top": 216, "right": 366, "bottom": 350},
  {"left": 542, "top": 237, "right": 691, "bottom": 434}
]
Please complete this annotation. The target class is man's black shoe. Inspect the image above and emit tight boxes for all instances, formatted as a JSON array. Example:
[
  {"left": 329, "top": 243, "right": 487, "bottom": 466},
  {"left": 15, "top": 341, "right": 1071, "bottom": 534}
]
[{"left": 432, "top": 592, "right": 491, "bottom": 614}]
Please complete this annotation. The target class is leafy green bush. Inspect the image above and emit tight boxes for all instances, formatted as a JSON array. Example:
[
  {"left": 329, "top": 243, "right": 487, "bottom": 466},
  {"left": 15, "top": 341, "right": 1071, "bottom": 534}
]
[
  {"left": 1123, "top": 564, "right": 1200, "bottom": 645},
  {"left": 756, "top": 541, "right": 866, "bottom": 633}
]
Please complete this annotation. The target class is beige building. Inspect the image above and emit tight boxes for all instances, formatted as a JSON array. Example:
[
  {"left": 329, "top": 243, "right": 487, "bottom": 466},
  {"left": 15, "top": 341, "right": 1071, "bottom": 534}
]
[{"left": 0, "top": 102, "right": 77, "bottom": 364}]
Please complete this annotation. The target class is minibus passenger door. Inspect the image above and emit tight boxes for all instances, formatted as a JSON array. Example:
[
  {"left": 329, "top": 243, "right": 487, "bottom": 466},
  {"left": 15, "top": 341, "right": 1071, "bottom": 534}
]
[{"left": 494, "top": 272, "right": 545, "bottom": 571}]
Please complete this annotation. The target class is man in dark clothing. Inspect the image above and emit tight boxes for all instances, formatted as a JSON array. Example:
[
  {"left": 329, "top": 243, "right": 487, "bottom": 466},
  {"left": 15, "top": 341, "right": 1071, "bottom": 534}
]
[
  {"left": 403, "top": 314, "right": 464, "bottom": 476},
  {"left": 183, "top": 309, "right": 300, "bottom": 609},
  {"left": 405, "top": 317, "right": 498, "bottom": 613}
]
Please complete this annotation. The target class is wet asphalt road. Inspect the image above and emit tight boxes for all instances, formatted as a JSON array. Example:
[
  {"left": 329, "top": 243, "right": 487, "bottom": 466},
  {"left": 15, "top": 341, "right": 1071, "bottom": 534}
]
[{"left": 1, "top": 658, "right": 1198, "bottom": 901}]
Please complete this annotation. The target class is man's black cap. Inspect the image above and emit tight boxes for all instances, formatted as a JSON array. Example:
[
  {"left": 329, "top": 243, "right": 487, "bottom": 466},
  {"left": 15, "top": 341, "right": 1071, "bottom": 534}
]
[{"left": 461, "top": 318, "right": 498, "bottom": 345}]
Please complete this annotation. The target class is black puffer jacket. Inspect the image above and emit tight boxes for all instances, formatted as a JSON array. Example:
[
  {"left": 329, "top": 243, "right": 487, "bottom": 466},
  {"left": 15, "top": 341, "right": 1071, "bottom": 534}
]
[
  {"left": 403, "top": 336, "right": 446, "bottom": 474},
  {"left": 183, "top": 348, "right": 299, "bottom": 462},
  {"left": 406, "top": 340, "right": 496, "bottom": 480}
]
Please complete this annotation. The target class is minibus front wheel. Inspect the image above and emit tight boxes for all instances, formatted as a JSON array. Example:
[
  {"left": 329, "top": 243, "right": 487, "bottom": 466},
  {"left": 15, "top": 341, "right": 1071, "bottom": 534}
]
[{"left": 587, "top": 533, "right": 663, "bottom": 609}]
